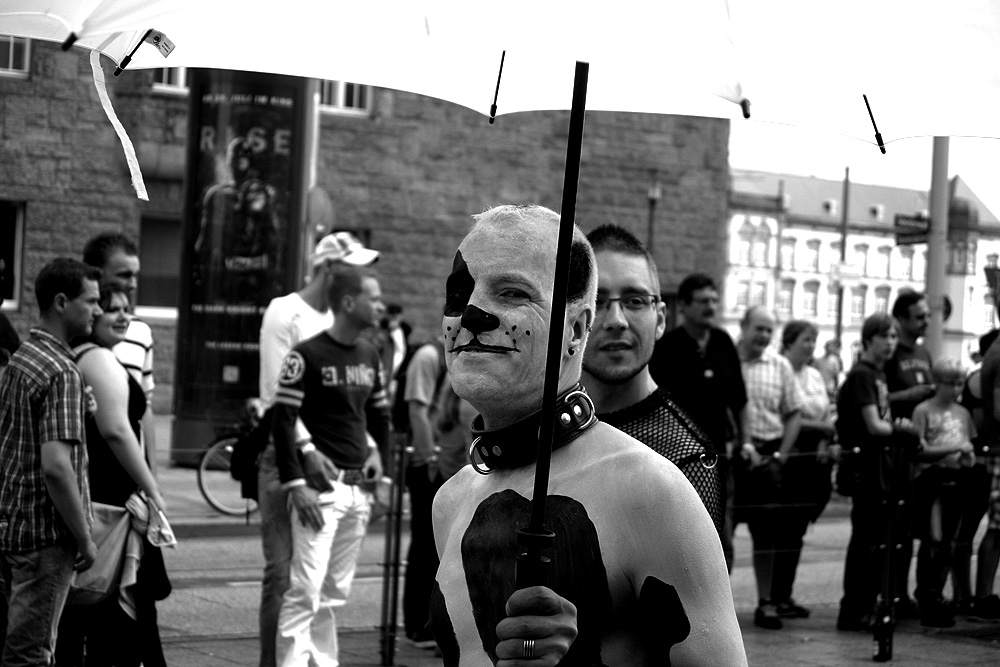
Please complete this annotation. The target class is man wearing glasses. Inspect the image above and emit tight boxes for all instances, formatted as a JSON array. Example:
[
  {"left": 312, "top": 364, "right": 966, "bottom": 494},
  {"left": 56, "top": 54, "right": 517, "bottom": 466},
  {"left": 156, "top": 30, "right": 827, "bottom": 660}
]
[
  {"left": 581, "top": 225, "right": 723, "bottom": 533},
  {"left": 651, "top": 272, "right": 748, "bottom": 571},
  {"left": 884, "top": 289, "right": 936, "bottom": 619}
]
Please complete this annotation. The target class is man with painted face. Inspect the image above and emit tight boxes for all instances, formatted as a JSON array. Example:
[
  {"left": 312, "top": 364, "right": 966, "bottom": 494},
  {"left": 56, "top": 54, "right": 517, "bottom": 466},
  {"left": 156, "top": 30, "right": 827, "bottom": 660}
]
[
  {"left": 580, "top": 225, "right": 723, "bottom": 533},
  {"left": 430, "top": 205, "right": 746, "bottom": 666}
]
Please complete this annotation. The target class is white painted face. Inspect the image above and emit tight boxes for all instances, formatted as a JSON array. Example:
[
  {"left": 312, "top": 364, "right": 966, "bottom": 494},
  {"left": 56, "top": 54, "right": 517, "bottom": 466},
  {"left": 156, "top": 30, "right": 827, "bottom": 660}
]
[{"left": 443, "top": 217, "right": 561, "bottom": 425}]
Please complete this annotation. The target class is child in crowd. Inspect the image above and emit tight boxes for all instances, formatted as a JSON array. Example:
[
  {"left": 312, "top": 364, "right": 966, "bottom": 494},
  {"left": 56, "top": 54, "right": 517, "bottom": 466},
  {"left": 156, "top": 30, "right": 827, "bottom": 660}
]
[{"left": 911, "top": 358, "right": 976, "bottom": 627}]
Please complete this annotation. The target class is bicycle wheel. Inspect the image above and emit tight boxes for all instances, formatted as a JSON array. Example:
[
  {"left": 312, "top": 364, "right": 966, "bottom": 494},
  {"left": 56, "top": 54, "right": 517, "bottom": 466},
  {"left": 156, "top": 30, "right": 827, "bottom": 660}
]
[{"left": 197, "top": 436, "right": 260, "bottom": 516}]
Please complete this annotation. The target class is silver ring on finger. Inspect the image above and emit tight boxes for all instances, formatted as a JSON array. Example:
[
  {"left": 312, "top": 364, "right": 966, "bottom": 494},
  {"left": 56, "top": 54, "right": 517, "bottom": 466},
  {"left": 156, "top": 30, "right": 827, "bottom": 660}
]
[{"left": 522, "top": 638, "right": 535, "bottom": 659}]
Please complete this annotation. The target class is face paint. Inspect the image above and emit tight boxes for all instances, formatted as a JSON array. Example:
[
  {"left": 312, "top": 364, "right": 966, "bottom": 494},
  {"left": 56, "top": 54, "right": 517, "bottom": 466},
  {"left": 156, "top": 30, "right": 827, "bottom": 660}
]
[
  {"left": 445, "top": 250, "right": 474, "bottom": 317},
  {"left": 443, "top": 219, "right": 556, "bottom": 426}
]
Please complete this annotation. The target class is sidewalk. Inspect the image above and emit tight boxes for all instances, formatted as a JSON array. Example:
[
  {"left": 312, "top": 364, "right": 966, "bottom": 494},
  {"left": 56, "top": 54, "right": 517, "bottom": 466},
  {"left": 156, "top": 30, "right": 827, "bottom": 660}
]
[
  {"left": 161, "top": 609, "right": 1000, "bottom": 667},
  {"left": 152, "top": 415, "right": 1000, "bottom": 665}
]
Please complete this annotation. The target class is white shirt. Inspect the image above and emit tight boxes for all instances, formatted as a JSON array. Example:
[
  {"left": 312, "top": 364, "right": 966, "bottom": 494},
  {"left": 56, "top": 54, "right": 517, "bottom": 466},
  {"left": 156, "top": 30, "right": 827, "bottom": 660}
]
[
  {"left": 258, "top": 292, "right": 333, "bottom": 408},
  {"left": 114, "top": 318, "right": 154, "bottom": 401}
]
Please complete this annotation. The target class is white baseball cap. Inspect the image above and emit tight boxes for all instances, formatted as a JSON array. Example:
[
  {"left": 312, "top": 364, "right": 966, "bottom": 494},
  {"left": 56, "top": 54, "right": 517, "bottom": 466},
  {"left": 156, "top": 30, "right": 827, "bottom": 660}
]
[{"left": 311, "top": 232, "right": 379, "bottom": 267}]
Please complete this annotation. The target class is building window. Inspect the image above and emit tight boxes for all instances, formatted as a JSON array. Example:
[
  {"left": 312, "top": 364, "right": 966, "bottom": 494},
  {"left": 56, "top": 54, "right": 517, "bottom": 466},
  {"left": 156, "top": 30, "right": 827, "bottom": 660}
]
[
  {"left": 736, "top": 279, "right": 750, "bottom": 310},
  {"left": 985, "top": 294, "right": 997, "bottom": 330},
  {"left": 780, "top": 239, "right": 796, "bottom": 271},
  {"left": 778, "top": 279, "right": 795, "bottom": 316},
  {"left": 752, "top": 229, "right": 770, "bottom": 267},
  {"left": 0, "top": 35, "right": 30, "bottom": 77},
  {"left": 874, "top": 247, "right": 892, "bottom": 279},
  {"left": 319, "top": 80, "right": 370, "bottom": 113},
  {"left": 987, "top": 253, "right": 998, "bottom": 269},
  {"left": 897, "top": 247, "right": 914, "bottom": 280},
  {"left": 874, "top": 286, "right": 891, "bottom": 314},
  {"left": 853, "top": 244, "right": 869, "bottom": 276},
  {"left": 0, "top": 201, "right": 24, "bottom": 309},
  {"left": 152, "top": 67, "right": 188, "bottom": 93},
  {"left": 851, "top": 285, "right": 868, "bottom": 322},
  {"left": 751, "top": 280, "right": 768, "bottom": 307},
  {"left": 803, "top": 281, "right": 819, "bottom": 317},
  {"left": 966, "top": 241, "right": 978, "bottom": 275},
  {"left": 805, "top": 240, "right": 821, "bottom": 272},
  {"left": 827, "top": 286, "right": 841, "bottom": 320},
  {"left": 136, "top": 217, "right": 181, "bottom": 310},
  {"left": 737, "top": 221, "right": 753, "bottom": 265}
]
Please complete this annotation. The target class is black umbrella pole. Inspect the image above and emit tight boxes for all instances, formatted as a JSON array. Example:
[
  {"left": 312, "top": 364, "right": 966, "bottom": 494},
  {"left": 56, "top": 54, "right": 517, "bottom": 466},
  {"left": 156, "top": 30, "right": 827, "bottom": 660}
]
[{"left": 516, "top": 61, "right": 589, "bottom": 590}]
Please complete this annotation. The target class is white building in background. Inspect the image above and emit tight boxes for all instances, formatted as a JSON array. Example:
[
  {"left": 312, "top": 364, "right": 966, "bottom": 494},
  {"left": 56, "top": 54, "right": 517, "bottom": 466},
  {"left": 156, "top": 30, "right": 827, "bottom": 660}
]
[{"left": 722, "top": 170, "right": 1000, "bottom": 368}]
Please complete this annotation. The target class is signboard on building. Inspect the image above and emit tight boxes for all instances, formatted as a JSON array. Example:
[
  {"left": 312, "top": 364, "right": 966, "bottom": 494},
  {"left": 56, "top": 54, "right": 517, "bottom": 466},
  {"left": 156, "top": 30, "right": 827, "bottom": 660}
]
[
  {"left": 172, "top": 70, "right": 310, "bottom": 462},
  {"left": 895, "top": 213, "right": 929, "bottom": 245}
]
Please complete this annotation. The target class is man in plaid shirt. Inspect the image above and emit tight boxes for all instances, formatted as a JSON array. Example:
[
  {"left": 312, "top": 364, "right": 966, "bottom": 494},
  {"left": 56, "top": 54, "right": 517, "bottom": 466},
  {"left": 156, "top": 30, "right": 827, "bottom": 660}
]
[
  {"left": 0, "top": 258, "right": 102, "bottom": 665},
  {"left": 735, "top": 305, "right": 804, "bottom": 630}
]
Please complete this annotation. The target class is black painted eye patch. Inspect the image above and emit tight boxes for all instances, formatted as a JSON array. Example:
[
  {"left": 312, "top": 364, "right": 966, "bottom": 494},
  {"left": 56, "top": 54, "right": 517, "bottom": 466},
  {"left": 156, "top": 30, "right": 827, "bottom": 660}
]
[{"left": 444, "top": 250, "right": 474, "bottom": 317}]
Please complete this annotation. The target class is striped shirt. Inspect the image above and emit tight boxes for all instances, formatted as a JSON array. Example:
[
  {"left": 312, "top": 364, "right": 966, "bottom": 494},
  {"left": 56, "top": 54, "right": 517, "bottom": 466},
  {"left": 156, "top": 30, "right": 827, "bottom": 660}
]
[
  {"left": 114, "top": 318, "right": 154, "bottom": 401},
  {"left": 741, "top": 347, "right": 804, "bottom": 442},
  {"left": 0, "top": 328, "right": 90, "bottom": 552}
]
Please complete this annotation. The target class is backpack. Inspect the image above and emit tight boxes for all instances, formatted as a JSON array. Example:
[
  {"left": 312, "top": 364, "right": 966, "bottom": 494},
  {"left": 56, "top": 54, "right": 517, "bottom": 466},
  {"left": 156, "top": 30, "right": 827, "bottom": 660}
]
[
  {"left": 392, "top": 339, "right": 447, "bottom": 435},
  {"left": 229, "top": 406, "right": 273, "bottom": 501}
]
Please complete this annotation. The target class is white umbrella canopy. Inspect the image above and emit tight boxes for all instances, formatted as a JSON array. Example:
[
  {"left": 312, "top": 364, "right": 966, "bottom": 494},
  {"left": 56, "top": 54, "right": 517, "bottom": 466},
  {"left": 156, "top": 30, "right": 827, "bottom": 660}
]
[
  {"left": 2, "top": 0, "right": 999, "bottom": 142},
  {"left": 0, "top": 0, "right": 744, "bottom": 120}
]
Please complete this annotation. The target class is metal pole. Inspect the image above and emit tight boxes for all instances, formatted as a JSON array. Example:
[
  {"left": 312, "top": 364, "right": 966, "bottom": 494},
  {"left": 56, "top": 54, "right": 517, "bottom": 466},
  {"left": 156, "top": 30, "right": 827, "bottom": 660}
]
[
  {"left": 925, "top": 137, "right": 949, "bottom": 357},
  {"left": 835, "top": 167, "right": 850, "bottom": 342}
]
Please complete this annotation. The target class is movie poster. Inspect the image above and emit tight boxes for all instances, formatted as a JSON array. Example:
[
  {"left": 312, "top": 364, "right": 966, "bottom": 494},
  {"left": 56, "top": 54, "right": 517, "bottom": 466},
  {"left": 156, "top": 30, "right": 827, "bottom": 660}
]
[{"left": 173, "top": 70, "right": 308, "bottom": 453}]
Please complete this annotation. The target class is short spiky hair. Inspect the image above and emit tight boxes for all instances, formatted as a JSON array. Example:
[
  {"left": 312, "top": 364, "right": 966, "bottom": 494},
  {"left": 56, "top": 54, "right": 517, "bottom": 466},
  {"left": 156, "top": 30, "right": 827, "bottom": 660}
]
[
  {"left": 586, "top": 224, "right": 660, "bottom": 294},
  {"left": 325, "top": 266, "right": 375, "bottom": 313},
  {"left": 83, "top": 232, "right": 139, "bottom": 269},
  {"left": 35, "top": 258, "right": 102, "bottom": 312}
]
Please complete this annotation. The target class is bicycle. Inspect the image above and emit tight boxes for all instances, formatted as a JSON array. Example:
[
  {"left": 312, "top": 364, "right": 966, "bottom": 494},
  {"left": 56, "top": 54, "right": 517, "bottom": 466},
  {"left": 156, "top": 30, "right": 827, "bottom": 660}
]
[{"left": 197, "top": 399, "right": 263, "bottom": 517}]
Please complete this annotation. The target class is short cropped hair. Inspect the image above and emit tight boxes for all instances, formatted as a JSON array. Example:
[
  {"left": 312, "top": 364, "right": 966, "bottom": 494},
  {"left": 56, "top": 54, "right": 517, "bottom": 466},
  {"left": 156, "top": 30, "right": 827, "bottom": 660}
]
[
  {"left": 861, "top": 312, "right": 897, "bottom": 349},
  {"left": 473, "top": 205, "right": 596, "bottom": 306},
  {"left": 35, "top": 258, "right": 102, "bottom": 313},
  {"left": 931, "top": 358, "right": 965, "bottom": 383},
  {"left": 587, "top": 224, "right": 660, "bottom": 295},
  {"left": 781, "top": 320, "right": 818, "bottom": 351},
  {"left": 326, "top": 266, "right": 370, "bottom": 313},
  {"left": 891, "top": 289, "right": 926, "bottom": 321},
  {"left": 678, "top": 273, "right": 718, "bottom": 304},
  {"left": 83, "top": 232, "right": 139, "bottom": 269}
]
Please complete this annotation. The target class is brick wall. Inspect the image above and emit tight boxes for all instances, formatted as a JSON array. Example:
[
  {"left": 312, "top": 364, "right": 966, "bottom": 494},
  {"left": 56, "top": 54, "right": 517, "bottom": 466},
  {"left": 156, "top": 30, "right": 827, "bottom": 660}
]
[{"left": 2, "top": 43, "right": 731, "bottom": 414}]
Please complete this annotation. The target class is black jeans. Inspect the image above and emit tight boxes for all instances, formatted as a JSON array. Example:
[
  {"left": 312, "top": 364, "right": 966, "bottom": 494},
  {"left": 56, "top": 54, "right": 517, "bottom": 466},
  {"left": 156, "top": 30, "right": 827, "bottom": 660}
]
[{"left": 403, "top": 463, "right": 444, "bottom": 636}]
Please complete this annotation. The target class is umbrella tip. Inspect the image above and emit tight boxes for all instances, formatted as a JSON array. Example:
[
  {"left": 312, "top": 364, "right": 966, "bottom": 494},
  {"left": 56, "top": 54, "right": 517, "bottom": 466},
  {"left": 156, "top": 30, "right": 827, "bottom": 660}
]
[
  {"left": 489, "top": 104, "right": 497, "bottom": 125},
  {"left": 61, "top": 32, "right": 78, "bottom": 51},
  {"left": 740, "top": 98, "right": 751, "bottom": 119}
]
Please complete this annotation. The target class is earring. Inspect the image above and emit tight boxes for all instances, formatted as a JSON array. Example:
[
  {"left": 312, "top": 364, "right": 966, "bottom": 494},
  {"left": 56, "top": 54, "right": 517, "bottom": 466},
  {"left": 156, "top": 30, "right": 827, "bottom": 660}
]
[{"left": 568, "top": 347, "right": 576, "bottom": 356}]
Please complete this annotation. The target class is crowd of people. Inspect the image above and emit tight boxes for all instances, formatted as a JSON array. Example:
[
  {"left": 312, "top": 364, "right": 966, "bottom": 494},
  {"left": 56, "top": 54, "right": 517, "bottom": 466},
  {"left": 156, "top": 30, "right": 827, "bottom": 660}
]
[
  {"left": 3, "top": 212, "right": 1000, "bottom": 665},
  {"left": 0, "top": 234, "right": 174, "bottom": 666}
]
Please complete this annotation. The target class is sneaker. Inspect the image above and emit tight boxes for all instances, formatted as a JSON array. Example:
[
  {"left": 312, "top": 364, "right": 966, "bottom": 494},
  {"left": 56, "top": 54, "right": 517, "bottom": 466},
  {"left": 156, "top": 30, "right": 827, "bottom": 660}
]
[
  {"left": 406, "top": 630, "right": 437, "bottom": 650},
  {"left": 754, "top": 602, "right": 783, "bottom": 630},
  {"left": 836, "top": 611, "right": 871, "bottom": 632},
  {"left": 776, "top": 599, "right": 811, "bottom": 619},
  {"left": 970, "top": 594, "right": 1000, "bottom": 620}
]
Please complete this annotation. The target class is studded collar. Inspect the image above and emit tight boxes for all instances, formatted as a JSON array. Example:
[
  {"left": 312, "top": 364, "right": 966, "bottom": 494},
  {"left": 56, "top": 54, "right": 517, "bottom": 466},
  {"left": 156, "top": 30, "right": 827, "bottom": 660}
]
[{"left": 468, "top": 384, "right": 598, "bottom": 474}]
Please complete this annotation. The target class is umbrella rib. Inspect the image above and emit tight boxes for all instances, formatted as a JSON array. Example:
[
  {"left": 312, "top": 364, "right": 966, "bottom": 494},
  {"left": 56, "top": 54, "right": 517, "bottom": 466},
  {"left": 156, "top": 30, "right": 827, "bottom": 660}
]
[
  {"left": 113, "top": 28, "right": 153, "bottom": 76},
  {"left": 489, "top": 51, "right": 506, "bottom": 124},
  {"left": 863, "top": 94, "right": 887, "bottom": 154}
]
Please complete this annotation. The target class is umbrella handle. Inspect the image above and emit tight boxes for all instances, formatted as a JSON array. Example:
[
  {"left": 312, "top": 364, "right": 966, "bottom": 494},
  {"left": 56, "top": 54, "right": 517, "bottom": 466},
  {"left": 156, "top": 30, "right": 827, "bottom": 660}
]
[{"left": 515, "top": 528, "right": 555, "bottom": 588}]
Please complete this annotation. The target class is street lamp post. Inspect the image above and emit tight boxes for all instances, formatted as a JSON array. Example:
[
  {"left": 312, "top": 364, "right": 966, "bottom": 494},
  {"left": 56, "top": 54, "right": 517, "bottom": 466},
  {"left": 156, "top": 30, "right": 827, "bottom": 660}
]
[{"left": 647, "top": 178, "right": 662, "bottom": 251}]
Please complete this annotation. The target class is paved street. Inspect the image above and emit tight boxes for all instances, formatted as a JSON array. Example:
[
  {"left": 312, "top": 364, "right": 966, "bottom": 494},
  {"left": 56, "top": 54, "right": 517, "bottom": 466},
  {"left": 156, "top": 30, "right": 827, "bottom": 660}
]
[{"left": 151, "top": 416, "right": 1000, "bottom": 665}]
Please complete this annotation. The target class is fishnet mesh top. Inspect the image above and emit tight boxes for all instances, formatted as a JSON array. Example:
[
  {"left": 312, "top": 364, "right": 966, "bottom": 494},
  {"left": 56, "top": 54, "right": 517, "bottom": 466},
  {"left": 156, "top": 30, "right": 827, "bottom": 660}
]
[{"left": 599, "top": 388, "right": 724, "bottom": 534}]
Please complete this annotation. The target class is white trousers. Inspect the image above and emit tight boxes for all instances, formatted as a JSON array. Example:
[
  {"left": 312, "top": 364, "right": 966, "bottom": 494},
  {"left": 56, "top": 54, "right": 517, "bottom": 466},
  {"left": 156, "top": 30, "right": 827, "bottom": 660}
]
[{"left": 278, "top": 482, "right": 371, "bottom": 667}]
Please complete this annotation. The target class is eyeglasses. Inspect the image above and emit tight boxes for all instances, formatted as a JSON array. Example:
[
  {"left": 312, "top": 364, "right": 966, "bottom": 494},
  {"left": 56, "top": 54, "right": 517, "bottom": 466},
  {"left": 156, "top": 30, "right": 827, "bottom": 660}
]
[{"left": 594, "top": 294, "right": 658, "bottom": 316}]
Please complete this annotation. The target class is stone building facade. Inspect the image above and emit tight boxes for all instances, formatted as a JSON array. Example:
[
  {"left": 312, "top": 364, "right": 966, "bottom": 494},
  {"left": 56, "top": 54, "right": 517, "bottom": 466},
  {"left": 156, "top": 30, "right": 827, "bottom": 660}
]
[{"left": 0, "top": 40, "right": 731, "bottom": 415}]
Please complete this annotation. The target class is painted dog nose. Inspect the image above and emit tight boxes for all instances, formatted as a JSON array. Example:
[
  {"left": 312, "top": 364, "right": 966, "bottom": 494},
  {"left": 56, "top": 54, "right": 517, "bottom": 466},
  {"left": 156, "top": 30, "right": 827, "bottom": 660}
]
[{"left": 461, "top": 304, "right": 500, "bottom": 335}]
